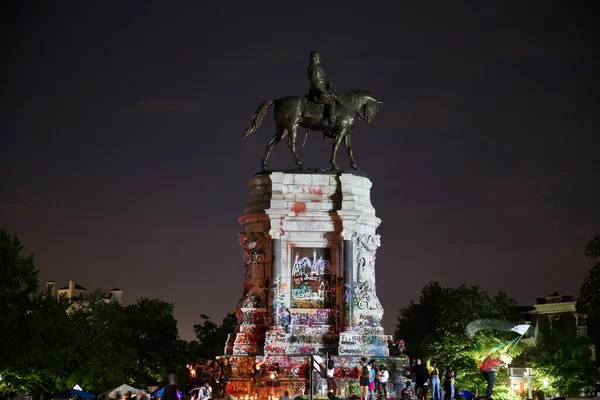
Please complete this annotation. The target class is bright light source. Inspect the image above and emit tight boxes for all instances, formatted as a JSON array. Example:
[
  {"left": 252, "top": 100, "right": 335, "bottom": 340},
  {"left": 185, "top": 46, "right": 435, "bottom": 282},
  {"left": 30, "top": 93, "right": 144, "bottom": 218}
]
[{"left": 542, "top": 378, "right": 549, "bottom": 387}]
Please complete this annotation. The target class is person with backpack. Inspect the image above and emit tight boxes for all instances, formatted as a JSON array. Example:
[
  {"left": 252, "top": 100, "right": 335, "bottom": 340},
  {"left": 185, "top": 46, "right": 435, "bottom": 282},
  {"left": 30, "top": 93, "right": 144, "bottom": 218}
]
[{"left": 358, "top": 357, "right": 370, "bottom": 400}]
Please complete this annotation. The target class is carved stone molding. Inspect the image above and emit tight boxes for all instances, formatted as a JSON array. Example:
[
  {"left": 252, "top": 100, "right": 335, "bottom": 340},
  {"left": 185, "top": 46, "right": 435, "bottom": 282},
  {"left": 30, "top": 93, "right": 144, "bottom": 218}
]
[
  {"left": 239, "top": 232, "right": 267, "bottom": 280},
  {"left": 355, "top": 234, "right": 383, "bottom": 311}
]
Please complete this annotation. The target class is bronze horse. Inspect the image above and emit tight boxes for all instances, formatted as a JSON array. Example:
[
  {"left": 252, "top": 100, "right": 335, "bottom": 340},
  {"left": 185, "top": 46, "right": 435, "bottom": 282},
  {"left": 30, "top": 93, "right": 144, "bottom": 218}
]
[{"left": 243, "top": 89, "right": 381, "bottom": 170}]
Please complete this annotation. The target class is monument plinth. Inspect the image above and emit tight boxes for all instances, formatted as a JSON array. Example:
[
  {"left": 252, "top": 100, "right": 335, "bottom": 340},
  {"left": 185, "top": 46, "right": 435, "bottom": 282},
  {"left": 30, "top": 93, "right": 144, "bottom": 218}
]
[
  {"left": 226, "top": 170, "right": 390, "bottom": 358},
  {"left": 228, "top": 52, "right": 395, "bottom": 398}
]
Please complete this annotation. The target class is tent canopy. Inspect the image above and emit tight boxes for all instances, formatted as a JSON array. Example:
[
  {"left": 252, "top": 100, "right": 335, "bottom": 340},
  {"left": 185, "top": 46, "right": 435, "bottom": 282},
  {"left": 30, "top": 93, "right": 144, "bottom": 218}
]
[
  {"left": 99, "top": 384, "right": 146, "bottom": 399},
  {"left": 151, "top": 387, "right": 182, "bottom": 398},
  {"left": 54, "top": 389, "right": 96, "bottom": 399}
]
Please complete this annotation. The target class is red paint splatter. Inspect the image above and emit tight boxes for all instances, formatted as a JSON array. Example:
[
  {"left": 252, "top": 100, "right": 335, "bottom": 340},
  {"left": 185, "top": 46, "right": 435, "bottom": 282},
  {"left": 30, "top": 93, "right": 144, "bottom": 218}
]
[
  {"left": 279, "top": 216, "right": 285, "bottom": 226},
  {"left": 311, "top": 199, "right": 322, "bottom": 203},
  {"left": 308, "top": 187, "right": 323, "bottom": 196},
  {"left": 291, "top": 201, "right": 306, "bottom": 214}
]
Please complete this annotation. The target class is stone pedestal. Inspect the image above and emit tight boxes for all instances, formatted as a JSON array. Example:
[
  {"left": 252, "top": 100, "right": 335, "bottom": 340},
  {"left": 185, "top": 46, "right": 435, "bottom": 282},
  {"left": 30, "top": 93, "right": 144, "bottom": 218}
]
[{"left": 226, "top": 170, "right": 391, "bottom": 357}]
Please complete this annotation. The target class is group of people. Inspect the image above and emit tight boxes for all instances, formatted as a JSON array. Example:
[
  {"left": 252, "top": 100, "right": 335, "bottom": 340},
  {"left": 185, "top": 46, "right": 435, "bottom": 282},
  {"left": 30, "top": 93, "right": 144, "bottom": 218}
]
[
  {"left": 357, "top": 358, "right": 391, "bottom": 400},
  {"left": 357, "top": 357, "right": 457, "bottom": 400},
  {"left": 251, "top": 358, "right": 282, "bottom": 396},
  {"left": 183, "top": 352, "right": 494, "bottom": 400},
  {"left": 189, "top": 358, "right": 233, "bottom": 400}
]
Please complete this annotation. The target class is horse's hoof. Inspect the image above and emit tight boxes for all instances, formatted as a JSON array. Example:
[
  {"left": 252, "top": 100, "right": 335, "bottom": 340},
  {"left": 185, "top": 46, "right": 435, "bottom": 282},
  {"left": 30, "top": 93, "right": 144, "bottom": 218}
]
[
  {"left": 351, "top": 164, "right": 360, "bottom": 171},
  {"left": 261, "top": 164, "right": 268, "bottom": 171}
]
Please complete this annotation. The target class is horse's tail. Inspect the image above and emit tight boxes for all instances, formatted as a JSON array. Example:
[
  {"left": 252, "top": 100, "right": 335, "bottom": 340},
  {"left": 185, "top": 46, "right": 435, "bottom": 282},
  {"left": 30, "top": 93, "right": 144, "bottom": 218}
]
[{"left": 243, "top": 99, "right": 275, "bottom": 139}]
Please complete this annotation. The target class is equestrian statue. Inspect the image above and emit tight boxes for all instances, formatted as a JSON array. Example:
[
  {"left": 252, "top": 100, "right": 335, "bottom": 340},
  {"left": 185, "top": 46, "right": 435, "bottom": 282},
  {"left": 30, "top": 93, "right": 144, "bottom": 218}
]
[{"left": 243, "top": 52, "right": 381, "bottom": 171}]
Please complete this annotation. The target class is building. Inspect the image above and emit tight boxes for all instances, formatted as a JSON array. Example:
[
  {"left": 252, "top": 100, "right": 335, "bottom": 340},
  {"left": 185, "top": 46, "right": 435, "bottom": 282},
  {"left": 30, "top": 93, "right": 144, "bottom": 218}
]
[
  {"left": 45, "top": 280, "right": 123, "bottom": 304},
  {"left": 508, "top": 293, "right": 595, "bottom": 398}
]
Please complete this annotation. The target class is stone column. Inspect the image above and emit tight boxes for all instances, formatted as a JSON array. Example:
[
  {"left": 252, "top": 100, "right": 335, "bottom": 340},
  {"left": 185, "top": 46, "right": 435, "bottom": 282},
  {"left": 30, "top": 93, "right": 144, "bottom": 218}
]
[
  {"left": 343, "top": 239, "right": 354, "bottom": 331},
  {"left": 270, "top": 238, "right": 282, "bottom": 326}
]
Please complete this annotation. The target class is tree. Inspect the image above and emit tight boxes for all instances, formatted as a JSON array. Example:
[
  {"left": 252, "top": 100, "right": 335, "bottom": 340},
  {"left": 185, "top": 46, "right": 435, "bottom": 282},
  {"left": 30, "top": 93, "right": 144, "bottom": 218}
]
[
  {"left": 11, "top": 291, "right": 137, "bottom": 394},
  {"left": 395, "top": 282, "right": 523, "bottom": 395},
  {"left": 193, "top": 313, "right": 237, "bottom": 359},
  {"left": 0, "top": 229, "right": 193, "bottom": 395},
  {"left": 531, "top": 314, "right": 596, "bottom": 396},
  {"left": 576, "top": 234, "right": 600, "bottom": 384},
  {"left": 64, "top": 292, "right": 136, "bottom": 391},
  {"left": 0, "top": 229, "right": 40, "bottom": 395},
  {"left": 0, "top": 229, "right": 39, "bottom": 371},
  {"left": 124, "top": 298, "right": 185, "bottom": 387}
]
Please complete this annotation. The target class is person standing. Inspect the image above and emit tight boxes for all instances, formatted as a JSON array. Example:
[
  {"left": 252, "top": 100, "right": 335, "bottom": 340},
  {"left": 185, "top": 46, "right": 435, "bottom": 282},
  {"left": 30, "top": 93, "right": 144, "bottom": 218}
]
[
  {"left": 368, "top": 361, "right": 377, "bottom": 400},
  {"left": 442, "top": 366, "right": 454, "bottom": 400},
  {"left": 358, "top": 358, "right": 370, "bottom": 400},
  {"left": 428, "top": 360, "right": 440, "bottom": 400},
  {"left": 220, "top": 358, "right": 233, "bottom": 398},
  {"left": 377, "top": 365, "right": 389, "bottom": 398},
  {"left": 280, "top": 391, "right": 291, "bottom": 400},
  {"left": 251, "top": 358, "right": 266, "bottom": 396},
  {"left": 413, "top": 359, "right": 429, "bottom": 400}
]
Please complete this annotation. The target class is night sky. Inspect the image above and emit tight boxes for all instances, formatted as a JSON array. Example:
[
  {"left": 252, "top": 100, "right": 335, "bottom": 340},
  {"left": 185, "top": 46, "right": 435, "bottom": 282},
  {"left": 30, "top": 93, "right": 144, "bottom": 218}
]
[{"left": 2, "top": 2, "right": 598, "bottom": 341}]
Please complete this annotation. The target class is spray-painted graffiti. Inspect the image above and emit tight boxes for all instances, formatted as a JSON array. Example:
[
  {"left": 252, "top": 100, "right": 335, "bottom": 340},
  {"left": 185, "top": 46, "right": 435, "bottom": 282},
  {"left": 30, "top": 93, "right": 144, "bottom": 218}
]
[
  {"left": 271, "top": 276, "right": 289, "bottom": 326},
  {"left": 240, "top": 311, "right": 265, "bottom": 326},
  {"left": 264, "top": 330, "right": 287, "bottom": 345},
  {"left": 290, "top": 248, "right": 332, "bottom": 308},
  {"left": 290, "top": 309, "right": 335, "bottom": 326},
  {"left": 241, "top": 289, "right": 265, "bottom": 308},
  {"left": 289, "top": 325, "right": 336, "bottom": 335},
  {"left": 338, "top": 332, "right": 392, "bottom": 357},
  {"left": 358, "top": 314, "right": 381, "bottom": 328},
  {"left": 354, "top": 234, "right": 383, "bottom": 311},
  {"left": 264, "top": 344, "right": 287, "bottom": 355},
  {"left": 239, "top": 232, "right": 267, "bottom": 279}
]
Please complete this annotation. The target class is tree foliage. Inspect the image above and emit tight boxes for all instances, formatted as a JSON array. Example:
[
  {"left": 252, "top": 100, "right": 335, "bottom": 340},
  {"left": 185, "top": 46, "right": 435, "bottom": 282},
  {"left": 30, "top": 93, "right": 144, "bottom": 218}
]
[
  {"left": 0, "top": 228, "right": 39, "bottom": 372},
  {"left": 0, "top": 229, "right": 189, "bottom": 396},
  {"left": 395, "top": 282, "right": 522, "bottom": 395},
  {"left": 193, "top": 313, "right": 237, "bottom": 359},
  {"left": 530, "top": 314, "right": 597, "bottom": 396},
  {"left": 576, "top": 234, "right": 600, "bottom": 385},
  {"left": 124, "top": 298, "right": 188, "bottom": 387}
]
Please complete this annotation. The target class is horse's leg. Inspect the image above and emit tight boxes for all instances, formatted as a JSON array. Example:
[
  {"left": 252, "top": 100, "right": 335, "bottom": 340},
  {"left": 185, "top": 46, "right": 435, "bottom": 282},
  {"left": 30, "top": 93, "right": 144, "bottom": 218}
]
[
  {"left": 344, "top": 134, "right": 359, "bottom": 170},
  {"left": 261, "top": 125, "right": 285, "bottom": 170},
  {"left": 330, "top": 128, "right": 346, "bottom": 170},
  {"left": 286, "top": 122, "right": 303, "bottom": 169}
]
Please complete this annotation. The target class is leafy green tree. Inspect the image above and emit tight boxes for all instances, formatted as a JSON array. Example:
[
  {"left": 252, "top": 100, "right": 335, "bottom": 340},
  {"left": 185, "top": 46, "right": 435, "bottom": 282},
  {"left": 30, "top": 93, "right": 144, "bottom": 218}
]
[
  {"left": 0, "top": 229, "right": 191, "bottom": 395},
  {"left": 25, "top": 291, "right": 74, "bottom": 394},
  {"left": 0, "top": 228, "right": 40, "bottom": 395},
  {"left": 576, "top": 234, "right": 600, "bottom": 384},
  {"left": 14, "top": 291, "right": 136, "bottom": 394},
  {"left": 193, "top": 313, "right": 237, "bottom": 359},
  {"left": 124, "top": 298, "right": 184, "bottom": 387},
  {"left": 0, "top": 229, "right": 39, "bottom": 370},
  {"left": 65, "top": 292, "right": 136, "bottom": 391},
  {"left": 530, "top": 314, "right": 596, "bottom": 396},
  {"left": 395, "top": 282, "right": 522, "bottom": 395}
]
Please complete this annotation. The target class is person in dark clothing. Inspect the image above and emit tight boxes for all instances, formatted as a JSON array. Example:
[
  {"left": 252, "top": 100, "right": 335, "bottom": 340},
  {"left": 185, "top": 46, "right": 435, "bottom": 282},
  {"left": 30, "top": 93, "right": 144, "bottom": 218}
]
[
  {"left": 443, "top": 367, "right": 454, "bottom": 400},
  {"left": 413, "top": 359, "right": 430, "bottom": 400},
  {"left": 220, "top": 358, "right": 233, "bottom": 398}
]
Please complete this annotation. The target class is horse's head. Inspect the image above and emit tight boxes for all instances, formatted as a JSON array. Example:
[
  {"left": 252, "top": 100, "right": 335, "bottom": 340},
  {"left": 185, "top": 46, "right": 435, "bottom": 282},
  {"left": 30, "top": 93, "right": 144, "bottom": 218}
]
[
  {"left": 345, "top": 90, "right": 381, "bottom": 124},
  {"left": 363, "top": 95, "right": 381, "bottom": 124}
]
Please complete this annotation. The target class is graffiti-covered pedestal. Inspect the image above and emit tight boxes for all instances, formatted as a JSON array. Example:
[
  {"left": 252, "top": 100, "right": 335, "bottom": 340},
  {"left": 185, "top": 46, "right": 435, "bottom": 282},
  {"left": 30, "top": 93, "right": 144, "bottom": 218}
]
[{"left": 224, "top": 170, "right": 393, "bottom": 396}]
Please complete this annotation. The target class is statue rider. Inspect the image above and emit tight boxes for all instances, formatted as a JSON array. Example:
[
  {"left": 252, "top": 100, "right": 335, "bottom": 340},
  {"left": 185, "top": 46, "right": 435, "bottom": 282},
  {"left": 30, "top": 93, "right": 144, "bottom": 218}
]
[{"left": 307, "top": 52, "right": 338, "bottom": 133}]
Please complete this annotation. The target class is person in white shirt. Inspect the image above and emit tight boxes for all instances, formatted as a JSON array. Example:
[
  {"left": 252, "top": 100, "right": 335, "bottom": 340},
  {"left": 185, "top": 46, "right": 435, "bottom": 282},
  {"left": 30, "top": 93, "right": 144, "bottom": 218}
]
[
  {"left": 377, "top": 365, "right": 390, "bottom": 398},
  {"left": 198, "top": 382, "right": 212, "bottom": 400}
]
